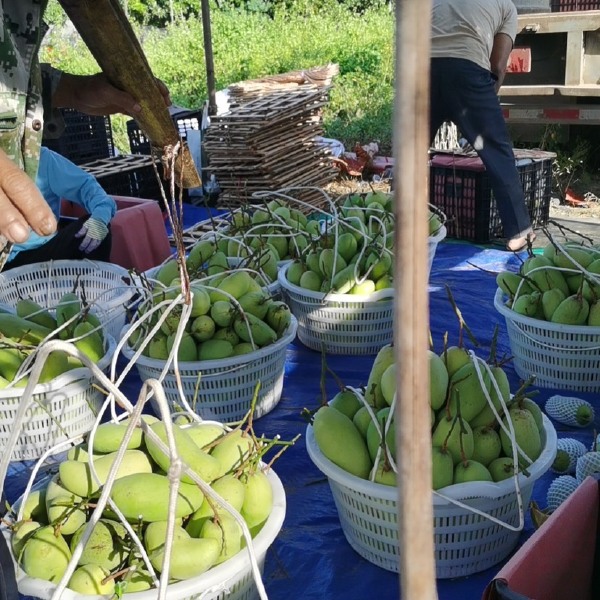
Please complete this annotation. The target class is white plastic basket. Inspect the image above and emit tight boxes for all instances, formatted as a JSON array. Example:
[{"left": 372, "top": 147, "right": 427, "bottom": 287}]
[
  {"left": 427, "top": 224, "right": 447, "bottom": 276},
  {"left": 3, "top": 467, "right": 286, "bottom": 600},
  {"left": 0, "top": 334, "right": 116, "bottom": 461},
  {"left": 305, "top": 415, "right": 556, "bottom": 578},
  {"left": 494, "top": 288, "right": 600, "bottom": 392},
  {"left": 277, "top": 263, "right": 394, "bottom": 355},
  {"left": 121, "top": 316, "right": 298, "bottom": 423},
  {"left": 0, "top": 260, "right": 137, "bottom": 340}
]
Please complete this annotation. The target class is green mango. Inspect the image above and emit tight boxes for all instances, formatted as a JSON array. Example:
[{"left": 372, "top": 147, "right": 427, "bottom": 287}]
[
  {"left": 21, "top": 525, "right": 71, "bottom": 583},
  {"left": 431, "top": 415, "right": 474, "bottom": 465},
  {"left": 431, "top": 446, "right": 454, "bottom": 490},
  {"left": 16, "top": 298, "right": 57, "bottom": 330},
  {"left": 45, "top": 475, "right": 87, "bottom": 535},
  {"left": 58, "top": 449, "right": 154, "bottom": 497},
  {"left": 68, "top": 564, "right": 115, "bottom": 595},
  {"left": 69, "top": 519, "right": 128, "bottom": 571},
  {"left": 185, "top": 474, "right": 246, "bottom": 537},
  {"left": 447, "top": 360, "right": 491, "bottom": 423},
  {"left": 240, "top": 469, "right": 273, "bottom": 533},
  {"left": 454, "top": 460, "right": 493, "bottom": 483},
  {"left": 110, "top": 473, "right": 203, "bottom": 522},
  {"left": 155, "top": 258, "right": 180, "bottom": 287},
  {"left": 144, "top": 422, "right": 221, "bottom": 485},
  {"left": 329, "top": 388, "right": 363, "bottom": 419},
  {"left": 471, "top": 426, "right": 502, "bottom": 466},
  {"left": 312, "top": 405, "right": 372, "bottom": 479},
  {"left": 91, "top": 421, "right": 144, "bottom": 454},
  {"left": 500, "top": 407, "right": 542, "bottom": 465}
]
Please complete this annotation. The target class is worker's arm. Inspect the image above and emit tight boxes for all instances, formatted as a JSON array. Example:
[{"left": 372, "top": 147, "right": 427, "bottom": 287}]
[
  {"left": 52, "top": 72, "right": 171, "bottom": 117},
  {"left": 490, "top": 32, "right": 514, "bottom": 93}
]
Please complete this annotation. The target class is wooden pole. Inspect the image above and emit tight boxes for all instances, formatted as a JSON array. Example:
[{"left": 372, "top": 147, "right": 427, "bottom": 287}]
[
  {"left": 393, "top": 1, "right": 437, "bottom": 599},
  {"left": 58, "top": 0, "right": 201, "bottom": 188},
  {"left": 200, "top": 0, "right": 218, "bottom": 116}
]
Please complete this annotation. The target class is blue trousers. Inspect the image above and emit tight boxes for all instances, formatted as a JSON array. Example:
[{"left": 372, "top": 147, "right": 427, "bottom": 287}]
[{"left": 430, "top": 58, "right": 531, "bottom": 239}]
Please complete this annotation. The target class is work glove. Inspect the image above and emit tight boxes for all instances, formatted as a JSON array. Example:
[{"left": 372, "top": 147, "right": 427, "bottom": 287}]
[{"left": 75, "top": 216, "right": 109, "bottom": 254}]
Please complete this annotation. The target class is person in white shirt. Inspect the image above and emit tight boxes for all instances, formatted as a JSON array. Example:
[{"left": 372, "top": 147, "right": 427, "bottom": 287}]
[{"left": 430, "top": 0, "right": 535, "bottom": 251}]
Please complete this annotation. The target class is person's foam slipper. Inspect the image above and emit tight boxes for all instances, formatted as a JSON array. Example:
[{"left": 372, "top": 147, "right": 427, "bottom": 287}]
[{"left": 506, "top": 231, "right": 536, "bottom": 252}]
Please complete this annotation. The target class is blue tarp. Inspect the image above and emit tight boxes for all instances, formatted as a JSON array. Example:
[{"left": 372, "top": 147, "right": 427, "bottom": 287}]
[{"left": 5, "top": 209, "right": 599, "bottom": 600}]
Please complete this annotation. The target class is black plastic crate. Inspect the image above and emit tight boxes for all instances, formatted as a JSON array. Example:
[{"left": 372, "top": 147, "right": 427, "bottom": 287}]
[
  {"left": 42, "top": 108, "right": 115, "bottom": 165},
  {"left": 127, "top": 107, "right": 203, "bottom": 155},
  {"left": 429, "top": 150, "right": 555, "bottom": 243},
  {"left": 551, "top": 0, "right": 600, "bottom": 10}
]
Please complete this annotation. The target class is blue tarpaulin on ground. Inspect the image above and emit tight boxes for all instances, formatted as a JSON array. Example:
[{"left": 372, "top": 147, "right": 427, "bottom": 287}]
[{"left": 5, "top": 208, "right": 599, "bottom": 600}]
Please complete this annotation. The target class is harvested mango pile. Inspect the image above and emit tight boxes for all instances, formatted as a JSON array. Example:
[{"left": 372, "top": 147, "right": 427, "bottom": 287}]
[
  {"left": 133, "top": 265, "right": 293, "bottom": 362},
  {"left": 281, "top": 191, "right": 443, "bottom": 295},
  {"left": 0, "top": 292, "right": 106, "bottom": 388},
  {"left": 10, "top": 416, "right": 283, "bottom": 595},
  {"left": 311, "top": 343, "right": 547, "bottom": 489},
  {"left": 496, "top": 240, "right": 600, "bottom": 326}
]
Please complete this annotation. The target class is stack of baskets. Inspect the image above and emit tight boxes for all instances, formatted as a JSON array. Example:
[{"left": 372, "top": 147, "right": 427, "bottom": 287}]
[
  {"left": 494, "top": 288, "right": 600, "bottom": 392},
  {"left": 306, "top": 414, "right": 557, "bottom": 578}
]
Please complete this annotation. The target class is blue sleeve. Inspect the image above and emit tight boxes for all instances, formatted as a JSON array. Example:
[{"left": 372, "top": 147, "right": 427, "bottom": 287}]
[{"left": 37, "top": 148, "right": 117, "bottom": 226}]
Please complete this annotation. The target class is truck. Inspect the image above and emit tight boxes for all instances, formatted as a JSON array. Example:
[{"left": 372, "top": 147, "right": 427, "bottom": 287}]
[{"left": 502, "top": 2, "right": 600, "bottom": 133}]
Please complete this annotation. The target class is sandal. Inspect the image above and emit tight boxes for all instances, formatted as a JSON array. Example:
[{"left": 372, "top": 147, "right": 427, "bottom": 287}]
[{"left": 506, "top": 231, "right": 536, "bottom": 252}]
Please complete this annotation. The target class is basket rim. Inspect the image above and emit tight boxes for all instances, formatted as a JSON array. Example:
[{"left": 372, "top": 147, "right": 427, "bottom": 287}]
[
  {"left": 494, "top": 287, "right": 600, "bottom": 334},
  {"left": 120, "top": 315, "right": 298, "bottom": 371},
  {"left": 277, "top": 262, "right": 394, "bottom": 303},
  {"left": 0, "top": 333, "right": 116, "bottom": 399},
  {"left": 305, "top": 413, "right": 557, "bottom": 504},
  {"left": 5, "top": 466, "right": 286, "bottom": 600},
  {"left": 0, "top": 258, "right": 131, "bottom": 281},
  {"left": 0, "top": 259, "right": 136, "bottom": 308}
]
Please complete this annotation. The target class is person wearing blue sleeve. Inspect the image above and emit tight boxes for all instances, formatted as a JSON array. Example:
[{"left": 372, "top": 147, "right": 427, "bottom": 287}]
[{"left": 3, "top": 147, "right": 117, "bottom": 269}]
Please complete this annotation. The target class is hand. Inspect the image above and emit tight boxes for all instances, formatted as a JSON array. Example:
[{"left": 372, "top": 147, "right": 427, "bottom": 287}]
[
  {"left": 54, "top": 72, "right": 171, "bottom": 117},
  {"left": 75, "top": 217, "right": 109, "bottom": 254},
  {"left": 0, "top": 150, "right": 57, "bottom": 244}
]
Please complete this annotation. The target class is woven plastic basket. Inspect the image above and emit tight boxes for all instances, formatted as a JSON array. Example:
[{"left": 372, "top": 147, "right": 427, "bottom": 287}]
[
  {"left": 306, "top": 415, "right": 556, "bottom": 578},
  {"left": 121, "top": 316, "right": 298, "bottom": 423},
  {"left": 0, "top": 334, "right": 116, "bottom": 461},
  {"left": 428, "top": 224, "right": 447, "bottom": 276},
  {"left": 277, "top": 262, "right": 394, "bottom": 355},
  {"left": 3, "top": 467, "right": 286, "bottom": 600},
  {"left": 0, "top": 260, "right": 136, "bottom": 340},
  {"left": 494, "top": 288, "right": 600, "bottom": 392}
]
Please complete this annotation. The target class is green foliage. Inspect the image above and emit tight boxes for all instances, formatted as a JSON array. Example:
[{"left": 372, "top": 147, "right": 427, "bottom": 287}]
[
  {"left": 41, "top": 3, "right": 395, "bottom": 154},
  {"left": 539, "top": 125, "right": 593, "bottom": 203}
]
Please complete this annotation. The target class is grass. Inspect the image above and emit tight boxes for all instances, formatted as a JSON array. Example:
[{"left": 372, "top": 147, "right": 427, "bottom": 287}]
[{"left": 41, "top": 5, "right": 395, "bottom": 155}]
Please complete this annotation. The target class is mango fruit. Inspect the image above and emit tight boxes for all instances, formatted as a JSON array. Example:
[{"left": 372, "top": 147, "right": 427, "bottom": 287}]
[
  {"left": 312, "top": 405, "right": 372, "bottom": 479},
  {"left": 59, "top": 449, "right": 154, "bottom": 497},
  {"left": 144, "top": 422, "right": 221, "bottom": 484},
  {"left": 110, "top": 472, "right": 203, "bottom": 524},
  {"left": 21, "top": 525, "right": 71, "bottom": 583}
]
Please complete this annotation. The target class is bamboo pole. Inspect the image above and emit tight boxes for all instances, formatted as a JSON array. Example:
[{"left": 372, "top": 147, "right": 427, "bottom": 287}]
[
  {"left": 58, "top": 0, "right": 201, "bottom": 189},
  {"left": 393, "top": 1, "right": 437, "bottom": 599},
  {"left": 200, "top": 0, "right": 218, "bottom": 117}
]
